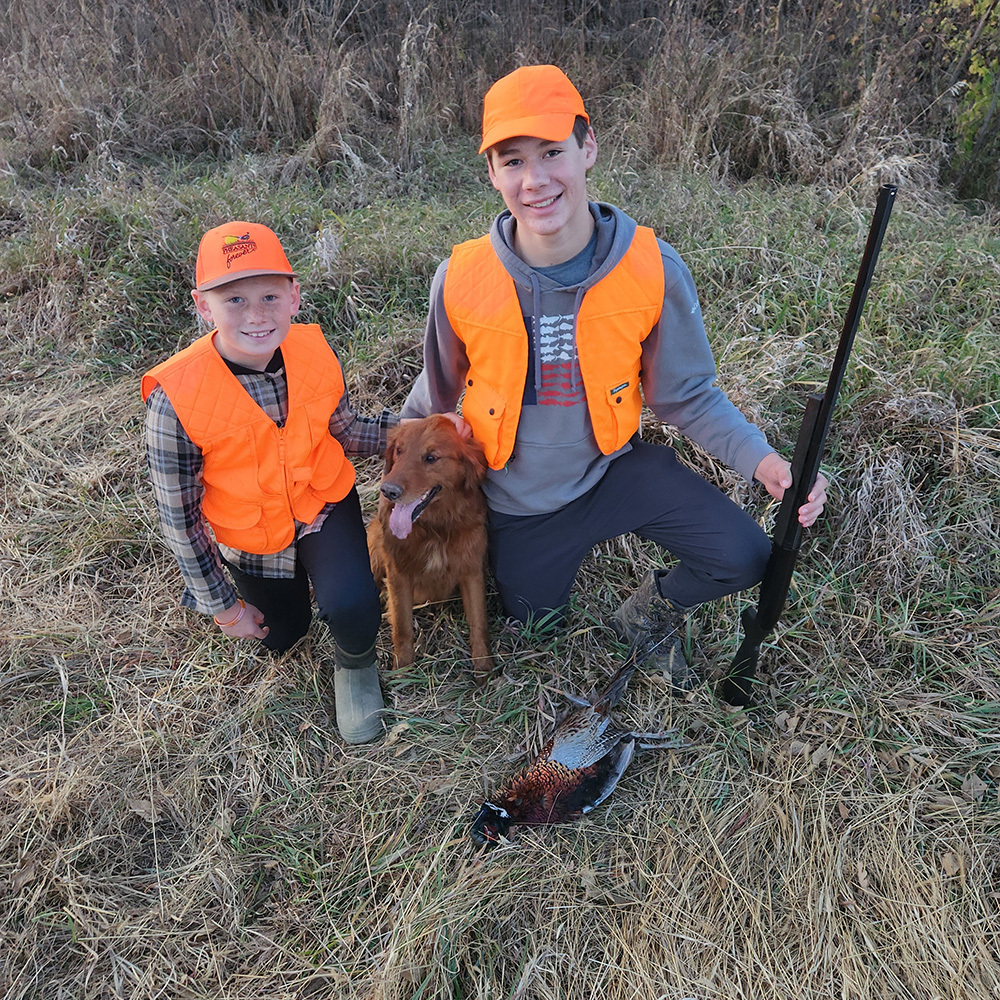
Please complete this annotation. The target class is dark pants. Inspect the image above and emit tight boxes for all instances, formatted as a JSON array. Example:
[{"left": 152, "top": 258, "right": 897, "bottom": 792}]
[
  {"left": 224, "top": 488, "right": 381, "bottom": 656},
  {"left": 488, "top": 439, "right": 771, "bottom": 625}
]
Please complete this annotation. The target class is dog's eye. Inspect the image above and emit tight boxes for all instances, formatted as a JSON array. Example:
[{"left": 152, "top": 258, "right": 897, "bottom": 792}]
[{"left": 423, "top": 453, "right": 438, "bottom": 463}]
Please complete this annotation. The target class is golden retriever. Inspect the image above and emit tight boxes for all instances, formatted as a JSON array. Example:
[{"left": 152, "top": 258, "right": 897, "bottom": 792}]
[{"left": 368, "top": 415, "right": 494, "bottom": 677}]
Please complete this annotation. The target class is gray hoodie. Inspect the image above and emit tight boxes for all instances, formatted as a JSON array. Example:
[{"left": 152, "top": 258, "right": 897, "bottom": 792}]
[{"left": 401, "top": 202, "right": 774, "bottom": 516}]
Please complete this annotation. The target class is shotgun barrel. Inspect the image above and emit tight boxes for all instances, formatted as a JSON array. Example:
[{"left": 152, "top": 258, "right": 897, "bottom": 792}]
[{"left": 719, "top": 184, "right": 898, "bottom": 706}]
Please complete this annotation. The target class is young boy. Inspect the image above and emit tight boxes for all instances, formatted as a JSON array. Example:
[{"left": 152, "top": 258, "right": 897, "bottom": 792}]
[
  {"left": 143, "top": 222, "right": 405, "bottom": 743},
  {"left": 401, "top": 65, "right": 827, "bottom": 691}
]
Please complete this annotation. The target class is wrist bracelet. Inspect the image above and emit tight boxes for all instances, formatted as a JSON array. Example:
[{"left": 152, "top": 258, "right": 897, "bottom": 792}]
[{"left": 214, "top": 599, "right": 246, "bottom": 628}]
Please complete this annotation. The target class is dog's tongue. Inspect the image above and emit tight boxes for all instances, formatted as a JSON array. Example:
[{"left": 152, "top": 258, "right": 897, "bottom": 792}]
[{"left": 388, "top": 498, "right": 421, "bottom": 540}]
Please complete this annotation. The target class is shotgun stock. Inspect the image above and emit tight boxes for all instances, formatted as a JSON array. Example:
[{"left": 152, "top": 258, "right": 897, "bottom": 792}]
[{"left": 719, "top": 184, "right": 898, "bottom": 706}]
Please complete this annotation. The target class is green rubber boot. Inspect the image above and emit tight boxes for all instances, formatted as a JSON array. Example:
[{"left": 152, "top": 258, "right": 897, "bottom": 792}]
[{"left": 332, "top": 644, "right": 386, "bottom": 745}]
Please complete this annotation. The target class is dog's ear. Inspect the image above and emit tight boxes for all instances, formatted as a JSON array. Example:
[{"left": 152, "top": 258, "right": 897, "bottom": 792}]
[
  {"left": 382, "top": 427, "right": 400, "bottom": 473},
  {"left": 461, "top": 434, "right": 488, "bottom": 491}
]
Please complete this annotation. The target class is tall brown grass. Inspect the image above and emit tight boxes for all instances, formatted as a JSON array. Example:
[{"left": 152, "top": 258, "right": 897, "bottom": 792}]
[{"left": 1, "top": 0, "right": 993, "bottom": 198}]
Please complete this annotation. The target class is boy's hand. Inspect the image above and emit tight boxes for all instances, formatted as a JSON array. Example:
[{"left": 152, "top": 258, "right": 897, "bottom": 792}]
[
  {"left": 215, "top": 599, "right": 269, "bottom": 640},
  {"left": 440, "top": 412, "right": 473, "bottom": 438},
  {"left": 401, "top": 412, "right": 473, "bottom": 438},
  {"left": 753, "top": 452, "right": 828, "bottom": 528}
]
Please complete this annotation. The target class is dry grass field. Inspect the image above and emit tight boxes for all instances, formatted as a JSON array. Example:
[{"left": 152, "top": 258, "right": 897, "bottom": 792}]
[{"left": 2, "top": 3, "right": 1000, "bottom": 998}]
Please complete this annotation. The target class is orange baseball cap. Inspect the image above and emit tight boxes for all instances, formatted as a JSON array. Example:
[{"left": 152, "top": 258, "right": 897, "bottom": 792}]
[
  {"left": 194, "top": 221, "right": 296, "bottom": 291},
  {"left": 479, "top": 65, "right": 589, "bottom": 154}
]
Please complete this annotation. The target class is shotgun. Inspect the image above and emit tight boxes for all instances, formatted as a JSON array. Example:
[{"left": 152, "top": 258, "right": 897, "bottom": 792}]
[{"left": 719, "top": 184, "right": 898, "bottom": 706}]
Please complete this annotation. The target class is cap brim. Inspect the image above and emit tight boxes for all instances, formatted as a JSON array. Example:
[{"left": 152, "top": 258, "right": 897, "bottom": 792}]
[
  {"left": 479, "top": 112, "right": 582, "bottom": 154},
  {"left": 196, "top": 268, "right": 297, "bottom": 292}
]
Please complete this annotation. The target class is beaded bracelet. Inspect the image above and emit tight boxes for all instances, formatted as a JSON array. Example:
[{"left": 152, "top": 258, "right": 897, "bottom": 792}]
[{"left": 214, "top": 599, "right": 246, "bottom": 628}]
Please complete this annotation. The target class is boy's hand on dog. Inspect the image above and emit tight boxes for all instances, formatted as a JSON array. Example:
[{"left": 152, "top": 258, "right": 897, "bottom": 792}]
[
  {"left": 444, "top": 413, "right": 474, "bottom": 439},
  {"left": 215, "top": 599, "right": 269, "bottom": 640},
  {"left": 401, "top": 412, "right": 473, "bottom": 439}
]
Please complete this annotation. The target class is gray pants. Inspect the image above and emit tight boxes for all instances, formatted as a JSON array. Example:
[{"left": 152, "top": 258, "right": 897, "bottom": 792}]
[{"left": 488, "top": 439, "right": 771, "bottom": 626}]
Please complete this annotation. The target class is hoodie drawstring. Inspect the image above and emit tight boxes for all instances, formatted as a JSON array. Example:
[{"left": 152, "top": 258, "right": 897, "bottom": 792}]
[
  {"left": 570, "top": 285, "right": 586, "bottom": 393},
  {"left": 530, "top": 271, "right": 543, "bottom": 392}
]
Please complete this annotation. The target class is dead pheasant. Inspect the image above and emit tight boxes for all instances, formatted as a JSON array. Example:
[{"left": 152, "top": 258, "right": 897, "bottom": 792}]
[{"left": 470, "top": 642, "right": 683, "bottom": 847}]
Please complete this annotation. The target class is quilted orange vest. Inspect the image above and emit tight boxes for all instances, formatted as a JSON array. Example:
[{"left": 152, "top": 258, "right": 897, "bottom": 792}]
[
  {"left": 142, "top": 323, "right": 356, "bottom": 553},
  {"left": 442, "top": 227, "right": 664, "bottom": 469}
]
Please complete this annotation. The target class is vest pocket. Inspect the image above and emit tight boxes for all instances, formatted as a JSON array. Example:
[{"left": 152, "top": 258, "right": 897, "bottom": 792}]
[
  {"left": 463, "top": 376, "right": 507, "bottom": 466},
  {"left": 604, "top": 375, "right": 642, "bottom": 451},
  {"left": 202, "top": 494, "right": 267, "bottom": 549},
  {"left": 298, "top": 434, "right": 353, "bottom": 500},
  {"left": 302, "top": 463, "right": 355, "bottom": 510}
]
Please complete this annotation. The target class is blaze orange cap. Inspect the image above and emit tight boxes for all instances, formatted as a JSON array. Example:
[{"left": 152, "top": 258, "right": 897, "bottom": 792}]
[
  {"left": 479, "top": 65, "right": 588, "bottom": 154},
  {"left": 194, "top": 221, "right": 296, "bottom": 292}
]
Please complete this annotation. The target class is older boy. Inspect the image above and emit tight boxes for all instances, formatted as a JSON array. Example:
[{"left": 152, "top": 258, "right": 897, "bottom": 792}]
[
  {"left": 401, "top": 65, "right": 827, "bottom": 691},
  {"left": 144, "top": 222, "right": 400, "bottom": 743}
]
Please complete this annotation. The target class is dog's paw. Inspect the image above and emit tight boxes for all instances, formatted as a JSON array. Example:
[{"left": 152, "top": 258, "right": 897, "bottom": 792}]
[
  {"left": 392, "top": 645, "right": 415, "bottom": 670},
  {"left": 471, "top": 653, "right": 496, "bottom": 683}
]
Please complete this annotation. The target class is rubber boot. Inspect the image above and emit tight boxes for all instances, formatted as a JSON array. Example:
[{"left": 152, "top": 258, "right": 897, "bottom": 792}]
[{"left": 332, "top": 643, "right": 385, "bottom": 745}]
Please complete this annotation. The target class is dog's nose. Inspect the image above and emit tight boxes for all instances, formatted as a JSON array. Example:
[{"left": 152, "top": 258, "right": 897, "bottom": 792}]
[{"left": 381, "top": 482, "right": 403, "bottom": 502}]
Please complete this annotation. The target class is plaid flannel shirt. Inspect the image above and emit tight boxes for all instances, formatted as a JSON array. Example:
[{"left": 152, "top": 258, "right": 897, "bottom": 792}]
[{"left": 145, "top": 348, "right": 397, "bottom": 615}]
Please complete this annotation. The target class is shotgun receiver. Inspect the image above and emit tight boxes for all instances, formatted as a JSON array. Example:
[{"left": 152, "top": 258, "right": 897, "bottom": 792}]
[{"left": 719, "top": 184, "right": 898, "bottom": 706}]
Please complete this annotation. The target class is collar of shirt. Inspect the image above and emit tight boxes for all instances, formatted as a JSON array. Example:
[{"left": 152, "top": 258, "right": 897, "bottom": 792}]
[{"left": 223, "top": 347, "right": 285, "bottom": 377}]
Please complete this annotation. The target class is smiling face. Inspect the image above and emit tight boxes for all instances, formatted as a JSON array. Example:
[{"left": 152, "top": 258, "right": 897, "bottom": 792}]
[
  {"left": 486, "top": 128, "right": 597, "bottom": 267},
  {"left": 192, "top": 273, "right": 300, "bottom": 370}
]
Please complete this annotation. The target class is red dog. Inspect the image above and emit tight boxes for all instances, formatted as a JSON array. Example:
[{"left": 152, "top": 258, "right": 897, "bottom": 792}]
[{"left": 368, "top": 415, "right": 494, "bottom": 677}]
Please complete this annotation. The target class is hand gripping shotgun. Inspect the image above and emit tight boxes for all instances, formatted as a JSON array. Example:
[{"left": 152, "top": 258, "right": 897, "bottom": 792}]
[{"left": 719, "top": 184, "right": 898, "bottom": 707}]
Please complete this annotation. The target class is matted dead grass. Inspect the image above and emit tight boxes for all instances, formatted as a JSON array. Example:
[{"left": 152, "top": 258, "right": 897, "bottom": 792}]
[{"left": 2, "top": 161, "right": 999, "bottom": 999}]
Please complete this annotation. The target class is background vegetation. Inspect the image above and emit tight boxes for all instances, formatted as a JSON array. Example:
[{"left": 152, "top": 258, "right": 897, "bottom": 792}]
[
  {"left": 2, "top": 0, "right": 1000, "bottom": 200},
  {"left": 1, "top": 2, "right": 999, "bottom": 998}
]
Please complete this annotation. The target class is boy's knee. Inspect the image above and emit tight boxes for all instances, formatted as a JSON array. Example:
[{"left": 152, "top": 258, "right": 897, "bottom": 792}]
[
  {"left": 260, "top": 610, "right": 311, "bottom": 655},
  {"left": 730, "top": 526, "right": 771, "bottom": 589},
  {"left": 316, "top": 588, "right": 381, "bottom": 647}
]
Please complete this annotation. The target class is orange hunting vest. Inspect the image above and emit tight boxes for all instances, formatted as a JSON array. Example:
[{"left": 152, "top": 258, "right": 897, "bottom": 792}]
[
  {"left": 142, "top": 323, "right": 355, "bottom": 554},
  {"left": 442, "top": 227, "right": 665, "bottom": 469}
]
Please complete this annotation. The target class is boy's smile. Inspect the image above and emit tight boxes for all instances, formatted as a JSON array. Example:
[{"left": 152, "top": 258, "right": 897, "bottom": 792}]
[
  {"left": 192, "top": 274, "right": 301, "bottom": 370},
  {"left": 487, "top": 130, "right": 597, "bottom": 267}
]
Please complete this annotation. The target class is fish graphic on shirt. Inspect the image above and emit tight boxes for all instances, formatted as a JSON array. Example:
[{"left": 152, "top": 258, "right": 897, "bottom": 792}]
[{"left": 527, "top": 313, "right": 586, "bottom": 407}]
